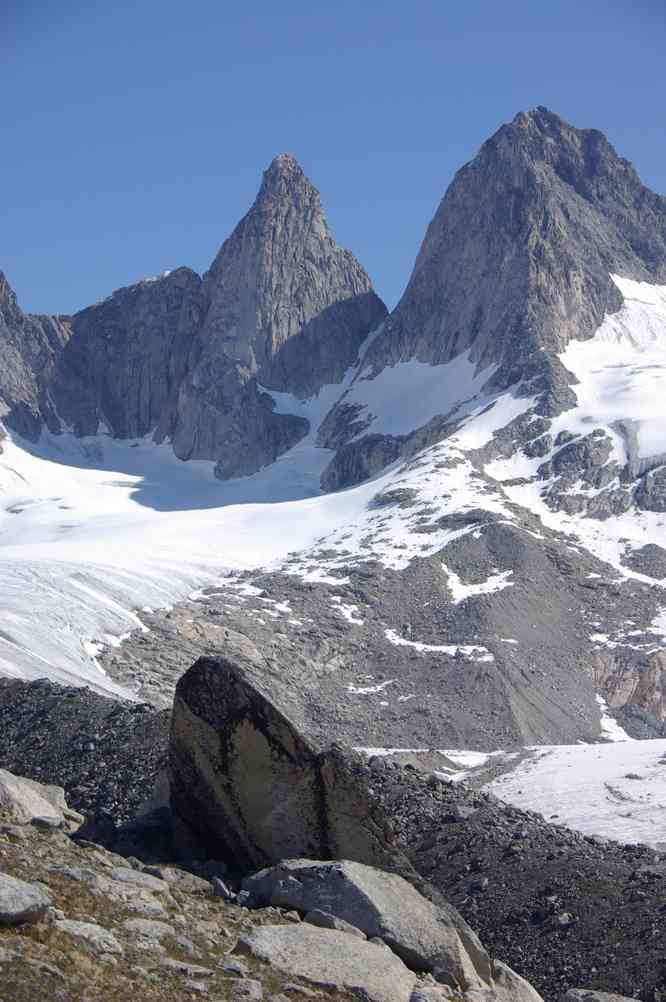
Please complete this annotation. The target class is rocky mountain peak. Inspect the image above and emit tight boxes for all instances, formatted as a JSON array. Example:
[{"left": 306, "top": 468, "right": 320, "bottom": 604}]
[
  {"left": 477, "top": 106, "right": 642, "bottom": 205},
  {"left": 359, "top": 107, "right": 665, "bottom": 394},
  {"left": 200, "top": 152, "right": 344, "bottom": 374},
  {"left": 166, "top": 155, "right": 387, "bottom": 476},
  {"left": 260, "top": 152, "right": 311, "bottom": 190}
]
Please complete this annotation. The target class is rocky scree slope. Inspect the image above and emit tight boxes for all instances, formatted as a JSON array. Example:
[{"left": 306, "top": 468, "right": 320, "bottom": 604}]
[{"left": 0, "top": 770, "right": 382, "bottom": 1002}]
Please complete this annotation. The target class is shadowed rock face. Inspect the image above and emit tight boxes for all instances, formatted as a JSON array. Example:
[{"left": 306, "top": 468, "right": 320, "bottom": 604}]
[{"left": 51, "top": 267, "right": 205, "bottom": 439}]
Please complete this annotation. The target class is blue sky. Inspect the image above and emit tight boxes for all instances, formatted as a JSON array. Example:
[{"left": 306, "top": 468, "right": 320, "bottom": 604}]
[{"left": 4, "top": 0, "right": 665, "bottom": 315}]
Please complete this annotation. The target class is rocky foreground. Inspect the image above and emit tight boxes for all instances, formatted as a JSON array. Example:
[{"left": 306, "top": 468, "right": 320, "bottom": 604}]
[
  {"left": 0, "top": 667, "right": 664, "bottom": 1002},
  {"left": 0, "top": 768, "right": 545, "bottom": 1002}
]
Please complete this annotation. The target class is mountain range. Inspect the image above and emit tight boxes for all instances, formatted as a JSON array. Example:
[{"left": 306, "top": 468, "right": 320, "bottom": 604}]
[{"left": 2, "top": 105, "right": 666, "bottom": 762}]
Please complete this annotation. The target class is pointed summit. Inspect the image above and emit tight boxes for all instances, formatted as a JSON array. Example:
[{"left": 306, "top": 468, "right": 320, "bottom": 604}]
[
  {"left": 168, "top": 156, "right": 387, "bottom": 477},
  {"left": 364, "top": 107, "right": 666, "bottom": 397},
  {"left": 254, "top": 153, "right": 319, "bottom": 210},
  {"left": 199, "top": 154, "right": 385, "bottom": 375},
  {"left": 263, "top": 152, "right": 307, "bottom": 180}
]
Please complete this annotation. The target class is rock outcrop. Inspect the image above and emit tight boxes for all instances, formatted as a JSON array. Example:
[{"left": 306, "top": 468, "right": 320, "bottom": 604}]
[
  {"left": 0, "top": 873, "right": 51, "bottom": 926},
  {"left": 0, "top": 769, "right": 83, "bottom": 831}
]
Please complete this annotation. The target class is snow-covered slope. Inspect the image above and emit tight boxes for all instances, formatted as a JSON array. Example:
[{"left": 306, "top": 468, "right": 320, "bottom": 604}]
[
  {"left": 486, "top": 275, "right": 666, "bottom": 583},
  {"left": 485, "top": 737, "right": 666, "bottom": 848},
  {"left": 0, "top": 426, "right": 380, "bottom": 694}
]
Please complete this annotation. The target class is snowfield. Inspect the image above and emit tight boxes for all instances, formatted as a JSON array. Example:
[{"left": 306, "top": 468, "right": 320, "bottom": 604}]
[
  {"left": 0, "top": 428, "right": 380, "bottom": 694},
  {"left": 485, "top": 738, "right": 666, "bottom": 848}
]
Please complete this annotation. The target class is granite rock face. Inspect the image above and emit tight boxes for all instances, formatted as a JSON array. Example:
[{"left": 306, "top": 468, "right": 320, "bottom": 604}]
[
  {"left": 51, "top": 267, "right": 204, "bottom": 440},
  {"left": 368, "top": 106, "right": 666, "bottom": 376},
  {"left": 320, "top": 107, "right": 666, "bottom": 484},
  {"left": 169, "top": 154, "right": 386, "bottom": 477}
]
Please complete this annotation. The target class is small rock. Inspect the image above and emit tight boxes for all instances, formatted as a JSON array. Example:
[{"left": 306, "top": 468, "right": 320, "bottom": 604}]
[
  {"left": 186, "top": 981, "right": 210, "bottom": 996},
  {"left": 55, "top": 918, "right": 123, "bottom": 955},
  {"left": 122, "top": 918, "right": 175, "bottom": 940},
  {"left": 212, "top": 876, "right": 234, "bottom": 899},
  {"left": 110, "top": 866, "right": 169, "bottom": 893},
  {"left": 220, "top": 956, "right": 251, "bottom": 977},
  {"left": 0, "top": 872, "right": 51, "bottom": 926},
  {"left": 174, "top": 934, "right": 200, "bottom": 958},
  {"left": 224, "top": 979, "right": 264, "bottom": 1001}
]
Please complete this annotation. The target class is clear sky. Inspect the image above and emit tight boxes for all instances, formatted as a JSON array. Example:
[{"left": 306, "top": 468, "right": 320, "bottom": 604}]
[{"left": 3, "top": 0, "right": 665, "bottom": 316}]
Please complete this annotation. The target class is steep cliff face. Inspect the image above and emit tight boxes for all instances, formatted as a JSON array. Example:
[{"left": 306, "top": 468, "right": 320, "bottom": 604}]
[
  {"left": 169, "top": 154, "right": 386, "bottom": 476},
  {"left": 0, "top": 272, "right": 70, "bottom": 442},
  {"left": 367, "top": 106, "right": 666, "bottom": 377},
  {"left": 50, "top": 267, "right": 204, "bottom": 439}
]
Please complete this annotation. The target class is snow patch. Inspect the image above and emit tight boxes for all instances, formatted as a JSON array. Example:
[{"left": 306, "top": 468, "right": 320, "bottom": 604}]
[
  {"left": 442, "top": 565, "right": 514, "bottom": 604},
  {"left": 486, "top": 738, "right": 666, "bottom": 847},
  {"left": 596, "top": 694, "right": 633, "bottom": 742},
  {"left": 384, "top": 628, "right": 494, "bottom": 662}
]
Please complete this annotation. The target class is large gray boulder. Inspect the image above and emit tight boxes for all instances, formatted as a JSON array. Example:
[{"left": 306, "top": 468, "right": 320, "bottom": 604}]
[
  {"left": 243, "top": 859, "right": 492, "bottom": 990},
  {"left": 0, "top": 872, "right": 50, "bottom": 925},
  {"left": 169, "top": 643, "right": 410, "bottom": 873},
  {"left": 235, "top": 923, "right": 416, "bottom": 1002}
]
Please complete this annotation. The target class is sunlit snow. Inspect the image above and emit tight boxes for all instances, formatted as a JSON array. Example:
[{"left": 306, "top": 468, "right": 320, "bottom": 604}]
[{"left": 486, "top": 738, "right": 666, "bottom": 847}]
